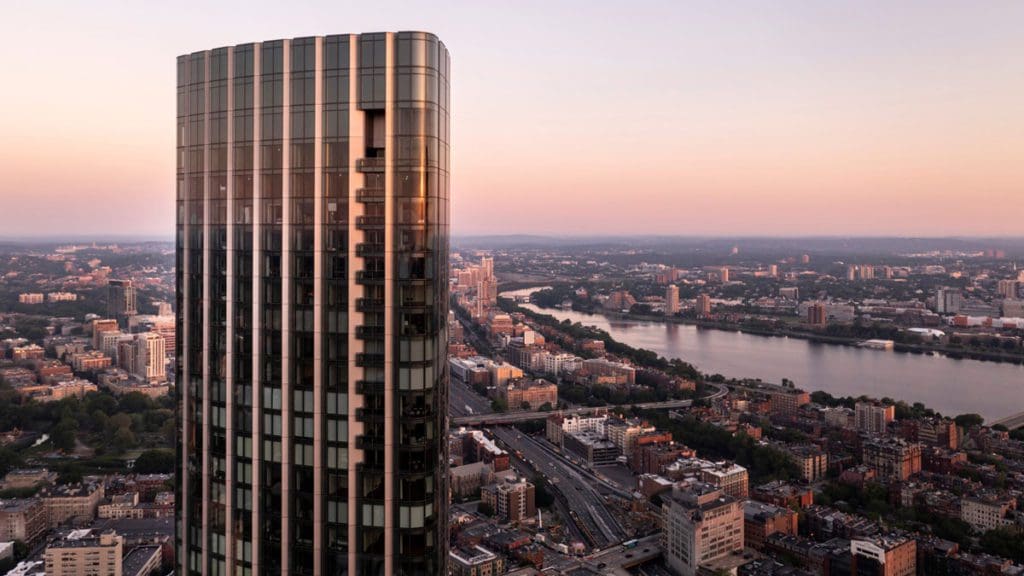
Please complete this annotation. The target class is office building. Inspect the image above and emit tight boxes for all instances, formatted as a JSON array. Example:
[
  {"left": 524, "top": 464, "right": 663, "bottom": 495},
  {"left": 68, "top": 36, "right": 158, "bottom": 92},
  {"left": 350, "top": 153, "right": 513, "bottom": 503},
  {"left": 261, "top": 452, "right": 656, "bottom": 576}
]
[
  {"left": 44, "top": 530, "right": 124, "bottom": 576},
  {"left": 176, "top": 32, "right": 451, "bottom": 575},
  {"left": 563, "top": 430, "right": 620, "bottom": 467},
  {"left": 997, "top": 279, "right": 1019, "bottom": 300},
  {"left": 661, "top": 482, "right": 744, "bottom": 576},
  {"left": 807, "top": 302, "right": 827, "bottom": 326},
  {"left": 92, "top": 319, "right": 120, "bottom": 350},
  {"left": 108, "top": 280, "right": 138, "bottom": 327},
  {"left": 935, "top": 288, "right": 962, "bottom": 314},
  {"left": 855, "top": 401, "right": 894, "bottom": 436},
  {"left": 110, "top": 333, "right": 168, "bottom": 386},
  {"left": 479, "top": 256, "right": 493, "bottom": 281},
  {"left": 151, "top": 318, "right": 177, "bottom": 356},
  {"left": 665, "top": 285, "right": 680, "bottom": 315},
  {"left": 695, "top": 293, "right": 712, "bottom": 316}
]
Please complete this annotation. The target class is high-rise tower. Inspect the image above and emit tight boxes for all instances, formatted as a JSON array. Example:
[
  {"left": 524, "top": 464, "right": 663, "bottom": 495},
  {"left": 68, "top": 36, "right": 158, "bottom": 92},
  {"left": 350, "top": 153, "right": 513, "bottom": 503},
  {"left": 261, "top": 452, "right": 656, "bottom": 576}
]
[
  {"left": 176, "top": 32, "right": 450, "bottom": 575},
  {"left": 108, "top": 279, "right": 137, "bottom": 327}
]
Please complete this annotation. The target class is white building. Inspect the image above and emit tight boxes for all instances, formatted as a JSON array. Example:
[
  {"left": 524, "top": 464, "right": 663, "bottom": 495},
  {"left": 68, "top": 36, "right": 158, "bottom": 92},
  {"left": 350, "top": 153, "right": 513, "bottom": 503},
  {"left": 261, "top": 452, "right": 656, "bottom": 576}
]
[
  {"left": 134, "top": 332, "right": 167, "bottom": 384},
  {"left": 665, "top": 285, "right": 680, "bottom": 315},
  {"left": 935, "top": 288, "right": 962, "bottom": 314},
  {"left": 542, "top": 353, "right": 582, "bottom": 377},
  {"left": 662, "top": 482, "right": 744, "bottom": 576}
]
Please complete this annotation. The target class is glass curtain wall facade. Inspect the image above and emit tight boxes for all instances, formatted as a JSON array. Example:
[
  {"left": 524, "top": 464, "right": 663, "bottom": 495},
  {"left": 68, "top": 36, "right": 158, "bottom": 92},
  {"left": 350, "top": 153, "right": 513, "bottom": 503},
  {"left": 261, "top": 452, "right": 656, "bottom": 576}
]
[{"left": 176, "top": 32, "right": 450, "bottom": 576}]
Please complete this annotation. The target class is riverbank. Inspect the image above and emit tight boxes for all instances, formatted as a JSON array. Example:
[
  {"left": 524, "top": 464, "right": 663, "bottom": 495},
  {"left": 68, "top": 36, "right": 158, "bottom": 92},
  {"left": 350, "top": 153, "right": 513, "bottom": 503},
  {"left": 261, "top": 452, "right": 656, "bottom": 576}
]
[
  {"left": 500, "top": 286, "right": 1024, "bottom": 422},
  {"left": 501, "top": 282, "right": 1024, "bottom": 365},
  {"left": 519, "top": 300, "right": 1024, "bottom": 366}
]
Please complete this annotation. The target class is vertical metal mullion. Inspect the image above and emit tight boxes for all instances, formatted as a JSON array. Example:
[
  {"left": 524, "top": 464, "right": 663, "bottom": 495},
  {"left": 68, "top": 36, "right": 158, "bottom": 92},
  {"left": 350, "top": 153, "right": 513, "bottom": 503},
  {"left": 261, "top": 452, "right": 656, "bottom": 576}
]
[
  {"left": 280, "top": 38, "right": 293, "bottom": 576},
  {"left": 200, "top": 49, "right": 212, "bottom": 576},
  {"left": 249, "top": 42, "right": 263, "bottom": 576},
  {"left": 224, "top": 45, "right": 236, "bottom": 573},
  {"left": 312, "top": 35, "right": 325, "bottom": 576}
]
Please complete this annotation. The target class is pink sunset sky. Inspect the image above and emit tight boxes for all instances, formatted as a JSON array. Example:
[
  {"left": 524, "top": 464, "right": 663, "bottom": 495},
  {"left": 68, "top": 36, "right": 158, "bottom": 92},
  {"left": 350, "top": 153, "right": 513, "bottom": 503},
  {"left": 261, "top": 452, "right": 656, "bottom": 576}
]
[{"left": 0, "top": 1, "right": 1021, "bottom": 237}]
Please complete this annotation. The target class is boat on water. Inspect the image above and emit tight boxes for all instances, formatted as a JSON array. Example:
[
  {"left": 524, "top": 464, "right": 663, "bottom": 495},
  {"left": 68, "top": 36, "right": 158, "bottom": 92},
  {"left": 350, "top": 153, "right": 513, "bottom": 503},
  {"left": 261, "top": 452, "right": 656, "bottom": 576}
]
[{"left": 858, "top": 339, "right": 895, "bottom": 351}]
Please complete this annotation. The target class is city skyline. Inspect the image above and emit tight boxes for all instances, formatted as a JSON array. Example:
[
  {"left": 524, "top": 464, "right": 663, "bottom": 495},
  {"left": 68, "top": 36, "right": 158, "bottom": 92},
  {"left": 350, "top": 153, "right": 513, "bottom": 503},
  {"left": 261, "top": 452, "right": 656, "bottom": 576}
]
[{"left": 2, "top": 0, "right": 1022, "bottom": 237}]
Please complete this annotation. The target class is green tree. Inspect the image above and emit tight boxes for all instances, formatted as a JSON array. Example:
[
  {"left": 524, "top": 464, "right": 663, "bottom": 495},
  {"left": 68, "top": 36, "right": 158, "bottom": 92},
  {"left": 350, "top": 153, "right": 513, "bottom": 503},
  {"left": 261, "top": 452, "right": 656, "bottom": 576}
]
[
  {"left": 134, "top": 449, "right": 176, "bottom": 474},
  {"left": 51, "top": 417, "right": 79, "bottom": 452},
  {"left": 118, "top": 392, "right": 154, "bottom": 414},
  {"left": 109, "top": 413, "right": 133, "bottom": 431},
  {"left": 0, "top": 447, "right": 22, "bottom": 476},
  {"left": 954, "top": 413, "right": 984, "bottom": 428},
  {"left": 112, "top": 427, "right": 137, "bottom": 453},
  {"left": 85, "top": 393, "right": 118, "bottom": 416},
  {"left": 161, "top": 419, "right": 177, "bottom": 446},
  {"left": 980, "top": 527, "right": 1024, "bottom": 562}
]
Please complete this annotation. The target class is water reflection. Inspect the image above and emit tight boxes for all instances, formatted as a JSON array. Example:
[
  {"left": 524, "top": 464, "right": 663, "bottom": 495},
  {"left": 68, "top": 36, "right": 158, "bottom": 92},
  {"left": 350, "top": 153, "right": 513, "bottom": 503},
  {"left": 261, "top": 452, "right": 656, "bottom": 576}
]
[{"left": 502, "top": 288, "right": 1024, "bottom": 421}]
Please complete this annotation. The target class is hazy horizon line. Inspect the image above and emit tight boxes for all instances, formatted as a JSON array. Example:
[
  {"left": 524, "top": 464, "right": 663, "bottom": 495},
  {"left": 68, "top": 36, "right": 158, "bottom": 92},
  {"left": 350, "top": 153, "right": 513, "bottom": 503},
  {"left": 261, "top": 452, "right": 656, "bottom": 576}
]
[{"left": 4, "top": 232, "right": 1023, "bottom": 244}]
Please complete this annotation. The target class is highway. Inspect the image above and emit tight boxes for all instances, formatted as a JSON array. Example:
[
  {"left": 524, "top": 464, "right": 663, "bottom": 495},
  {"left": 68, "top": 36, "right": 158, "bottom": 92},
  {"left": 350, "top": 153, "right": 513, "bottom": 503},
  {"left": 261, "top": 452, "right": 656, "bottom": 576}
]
[
  {"left": 450, "top": 381, "right": 727, "bottom": 427},
  {"left": 450, "top": 377, "right": 492, "bottom": 418},
  {"left": 491, "top": 426, "right": 628, "bottom": 550},
  {"left": 521, "top": 429, "right": 635, "bottom": 500},
  {"left": 583, "top": 533, "right": 662, "bottom": 573},
  {"left": 992, "top": 411, "right": 1024, "bottom": 430}
]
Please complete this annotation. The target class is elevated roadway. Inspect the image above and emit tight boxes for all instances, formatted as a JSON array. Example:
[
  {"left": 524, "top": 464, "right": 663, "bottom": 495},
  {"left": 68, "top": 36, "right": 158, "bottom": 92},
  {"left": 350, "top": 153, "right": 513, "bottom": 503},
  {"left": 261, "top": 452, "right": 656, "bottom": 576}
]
[
  {"left": 992, "top": 411, "right": 1024, "bottom": 430},
  {"left": 450, "top": 382, "right": 727, "bottom": 427}
]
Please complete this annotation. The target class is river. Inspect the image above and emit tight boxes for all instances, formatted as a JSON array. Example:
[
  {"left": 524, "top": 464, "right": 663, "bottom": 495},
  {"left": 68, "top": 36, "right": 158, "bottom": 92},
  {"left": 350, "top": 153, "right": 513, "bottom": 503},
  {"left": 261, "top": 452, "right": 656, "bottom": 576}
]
[{"left": 501, "top": 288, "right": 1024, "bottom": 422}]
